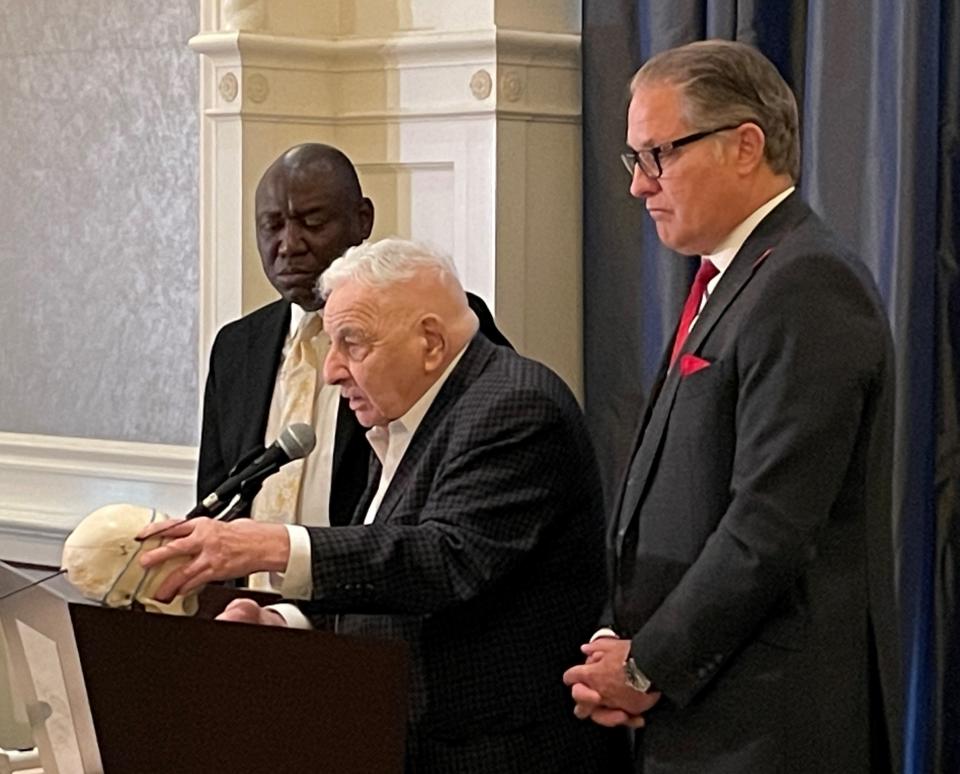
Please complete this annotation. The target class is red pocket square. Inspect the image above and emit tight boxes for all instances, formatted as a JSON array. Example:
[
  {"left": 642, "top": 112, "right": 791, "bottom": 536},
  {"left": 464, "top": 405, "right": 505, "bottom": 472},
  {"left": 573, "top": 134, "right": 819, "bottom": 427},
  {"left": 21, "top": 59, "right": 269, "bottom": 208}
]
[{"left": 680, "top": 354, "right": 711, "bottom": 377}]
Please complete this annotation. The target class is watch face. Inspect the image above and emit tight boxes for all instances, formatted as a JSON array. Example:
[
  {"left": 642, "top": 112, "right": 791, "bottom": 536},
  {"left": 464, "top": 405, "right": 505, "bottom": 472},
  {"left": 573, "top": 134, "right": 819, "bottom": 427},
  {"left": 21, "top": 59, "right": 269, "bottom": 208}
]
[{"left": 624, "top": 659, "right": 652, "bottom": 693}]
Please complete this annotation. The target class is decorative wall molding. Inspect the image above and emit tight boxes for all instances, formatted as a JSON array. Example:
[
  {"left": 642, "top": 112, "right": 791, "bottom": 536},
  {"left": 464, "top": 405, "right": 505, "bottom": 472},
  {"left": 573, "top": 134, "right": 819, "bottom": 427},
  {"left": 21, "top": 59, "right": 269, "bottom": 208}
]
[
  {"left": 201, "top": 109, "right": 579, "bottom": 125},
  {"left": 191, "top": 28, "right": 579, "bottom": 66},
  {"left": 189, "top": 28, "right": 580, "bottom": 121},
  {"left": 0, "top": 433, "right": 196, "bottom": 566}
]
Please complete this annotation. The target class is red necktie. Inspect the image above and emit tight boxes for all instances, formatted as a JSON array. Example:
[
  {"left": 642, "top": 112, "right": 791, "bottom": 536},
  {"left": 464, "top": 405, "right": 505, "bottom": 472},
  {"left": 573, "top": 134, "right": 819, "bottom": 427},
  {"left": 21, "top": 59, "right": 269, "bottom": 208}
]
[{"left": 669, "top": 259, "right": 719, "bottom": 366}]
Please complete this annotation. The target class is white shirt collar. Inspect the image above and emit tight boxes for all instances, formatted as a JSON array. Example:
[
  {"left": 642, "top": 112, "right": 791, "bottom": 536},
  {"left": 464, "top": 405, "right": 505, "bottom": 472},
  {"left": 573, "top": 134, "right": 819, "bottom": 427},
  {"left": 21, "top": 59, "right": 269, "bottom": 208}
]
[
  {"left": 365, "top": 341, "right": 470, "bottom": 466},
  {"left": 703, "top": 186, "right": 795, "bottom": 281},
  {"left": 289, "top": 303, "right": 306, "bottom": 337}
]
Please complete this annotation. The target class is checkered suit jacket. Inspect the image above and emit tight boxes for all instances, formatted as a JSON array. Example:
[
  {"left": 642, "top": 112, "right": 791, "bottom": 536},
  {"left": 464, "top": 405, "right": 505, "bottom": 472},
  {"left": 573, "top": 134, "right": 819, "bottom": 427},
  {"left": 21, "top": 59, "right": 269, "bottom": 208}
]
[{"left": 298, "top": 334, "right": 629, "bottom": 773}]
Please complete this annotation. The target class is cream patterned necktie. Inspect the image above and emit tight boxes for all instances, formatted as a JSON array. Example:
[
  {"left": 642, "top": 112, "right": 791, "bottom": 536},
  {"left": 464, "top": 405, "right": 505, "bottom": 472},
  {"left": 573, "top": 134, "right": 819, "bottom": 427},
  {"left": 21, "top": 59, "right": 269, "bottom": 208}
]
[{"left": 251, "top": 311, "right": 328, "bottom": 526}]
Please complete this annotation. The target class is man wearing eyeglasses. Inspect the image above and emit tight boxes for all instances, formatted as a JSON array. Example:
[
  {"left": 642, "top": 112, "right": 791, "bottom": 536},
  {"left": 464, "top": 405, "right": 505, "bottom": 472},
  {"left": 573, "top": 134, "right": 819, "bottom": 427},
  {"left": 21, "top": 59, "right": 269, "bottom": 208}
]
[{"left": 564, "top": 40, "right": 901, "bottom": 774}]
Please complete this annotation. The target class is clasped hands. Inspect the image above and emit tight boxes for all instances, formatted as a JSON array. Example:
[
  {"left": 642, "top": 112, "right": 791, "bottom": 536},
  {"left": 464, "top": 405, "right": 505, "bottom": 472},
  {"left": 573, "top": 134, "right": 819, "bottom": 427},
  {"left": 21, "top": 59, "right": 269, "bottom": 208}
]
[{"left": 562, "top": 637, "right": 661, "bottom": 728}]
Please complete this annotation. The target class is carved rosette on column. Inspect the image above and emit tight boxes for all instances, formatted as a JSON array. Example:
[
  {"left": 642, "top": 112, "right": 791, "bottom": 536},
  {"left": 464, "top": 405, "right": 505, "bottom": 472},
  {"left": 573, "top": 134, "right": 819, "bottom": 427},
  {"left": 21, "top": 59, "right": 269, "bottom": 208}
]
[
  {"left": 245, "top": 72, "right": 269, "bottom": 103},
  {"left": 499, "top": 70, "right": 523, "bottom": 103},
  {"left": 470, "top": 69, "right": 493, "bottom": 100},
  {"left": 218, "top": 72, "right": 238, "bottom": 102}
]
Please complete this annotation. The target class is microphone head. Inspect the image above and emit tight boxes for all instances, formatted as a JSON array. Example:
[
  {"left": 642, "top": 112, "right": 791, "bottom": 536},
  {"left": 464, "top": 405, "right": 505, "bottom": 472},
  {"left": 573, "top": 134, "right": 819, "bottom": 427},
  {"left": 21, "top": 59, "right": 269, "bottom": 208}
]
[{"left": 276, "top": 423, "right": 317, "bottom": 460}]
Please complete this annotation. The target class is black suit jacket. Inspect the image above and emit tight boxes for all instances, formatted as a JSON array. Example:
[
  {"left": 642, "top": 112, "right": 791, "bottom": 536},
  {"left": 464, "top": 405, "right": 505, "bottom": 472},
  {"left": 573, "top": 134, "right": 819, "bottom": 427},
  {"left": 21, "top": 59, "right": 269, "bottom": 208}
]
[
  {"left": 612, "top": 194, "right": 902, "bottom": 774},
  {"left": 197, "top": 292, "right": 511, "bottom": 528},
  {"left": 297, "top": 334, "right": 629, "bottom": 772}
]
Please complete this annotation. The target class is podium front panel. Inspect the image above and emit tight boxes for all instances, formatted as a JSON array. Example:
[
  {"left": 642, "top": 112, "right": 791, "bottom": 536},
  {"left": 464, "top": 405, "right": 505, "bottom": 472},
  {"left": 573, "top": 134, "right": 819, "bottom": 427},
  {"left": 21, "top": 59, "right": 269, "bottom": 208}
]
[
  {"left": 71, "top": 604, "right": 409, "bottom": 773},
  {"left": 2, "top": 562, "right": 409, "bottom": 773}
]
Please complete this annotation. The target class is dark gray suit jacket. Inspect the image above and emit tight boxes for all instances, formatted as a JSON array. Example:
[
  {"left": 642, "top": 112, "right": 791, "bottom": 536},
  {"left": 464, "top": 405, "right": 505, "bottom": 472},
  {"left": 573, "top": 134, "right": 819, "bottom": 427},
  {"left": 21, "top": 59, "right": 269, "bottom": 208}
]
[
  {"left": 297, "top": 334, "right": 629, "bottom": 773},
  {"left": 612, "top": 194, "right": 902, "bottom": 774}
]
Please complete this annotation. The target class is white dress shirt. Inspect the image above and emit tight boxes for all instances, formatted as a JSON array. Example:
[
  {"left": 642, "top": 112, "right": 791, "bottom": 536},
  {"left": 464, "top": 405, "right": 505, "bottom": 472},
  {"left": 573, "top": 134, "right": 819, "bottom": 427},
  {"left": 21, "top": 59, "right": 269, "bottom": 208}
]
[
  {"left": 691, "top": 186, "right": 796, "bottom": 327},
  {"left": 361, "top": 345, "right": 468, "bottom": 525}
]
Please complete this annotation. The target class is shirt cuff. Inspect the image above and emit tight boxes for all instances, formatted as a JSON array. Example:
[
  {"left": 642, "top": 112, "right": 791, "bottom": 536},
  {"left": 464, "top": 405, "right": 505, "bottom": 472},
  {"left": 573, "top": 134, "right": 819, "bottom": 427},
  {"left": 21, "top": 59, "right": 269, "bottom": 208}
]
[
  {"left": 274, "top": 524, "right": 313, "bottom": 600},
  {"left": 266, "top": 603, "right": 313, "bottom": 630},
  {"left": 590, "top": 627, "right": 619, "bottom": 642}
]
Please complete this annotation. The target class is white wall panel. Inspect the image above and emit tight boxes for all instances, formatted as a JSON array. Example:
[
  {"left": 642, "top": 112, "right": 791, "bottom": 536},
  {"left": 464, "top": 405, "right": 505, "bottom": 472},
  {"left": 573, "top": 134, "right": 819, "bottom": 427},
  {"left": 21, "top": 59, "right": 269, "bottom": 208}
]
[{"left": 0, "top": 432, "right": 196, "bottom": 566}]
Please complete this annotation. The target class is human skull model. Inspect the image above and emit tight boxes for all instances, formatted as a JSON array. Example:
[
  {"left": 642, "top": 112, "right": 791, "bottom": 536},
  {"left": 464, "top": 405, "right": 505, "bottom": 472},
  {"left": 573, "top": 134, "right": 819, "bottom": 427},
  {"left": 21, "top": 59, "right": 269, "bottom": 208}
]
[{"left": 61, "top": 503, "right": 200, "bottom": 616}]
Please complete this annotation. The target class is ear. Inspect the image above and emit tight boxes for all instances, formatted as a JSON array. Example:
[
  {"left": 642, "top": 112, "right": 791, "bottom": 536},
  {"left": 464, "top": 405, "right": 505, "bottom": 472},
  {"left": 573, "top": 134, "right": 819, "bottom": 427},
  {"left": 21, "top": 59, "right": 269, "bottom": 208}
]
[
  {"left": 732, "top": 122, "right": 767, "bottom": 174},
  {"left": 419, "top": 314, "right": 446, "bottom": 373},
  {"left": 356, "top": 198, "right": 374, "bottom": 241}
]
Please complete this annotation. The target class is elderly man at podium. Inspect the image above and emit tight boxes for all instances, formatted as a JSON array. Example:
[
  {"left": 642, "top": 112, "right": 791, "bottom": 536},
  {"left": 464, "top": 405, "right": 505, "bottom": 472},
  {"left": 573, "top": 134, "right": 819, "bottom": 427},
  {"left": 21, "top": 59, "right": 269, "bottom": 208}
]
[{"left": 138, "top": 238, "right": 629, "bottom": 772}]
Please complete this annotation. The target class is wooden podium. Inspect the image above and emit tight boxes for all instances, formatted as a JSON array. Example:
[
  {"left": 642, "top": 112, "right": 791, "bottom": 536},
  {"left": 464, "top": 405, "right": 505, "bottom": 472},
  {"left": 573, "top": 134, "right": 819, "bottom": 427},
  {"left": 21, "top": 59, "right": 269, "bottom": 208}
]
[{"left": 0, "top": 561, "right": 408, "bottom": 773}]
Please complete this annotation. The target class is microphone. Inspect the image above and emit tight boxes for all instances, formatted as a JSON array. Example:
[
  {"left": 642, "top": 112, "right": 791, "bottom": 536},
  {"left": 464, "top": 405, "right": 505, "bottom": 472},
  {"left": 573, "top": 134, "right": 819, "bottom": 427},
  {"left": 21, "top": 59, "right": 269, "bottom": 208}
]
[{"left": 187, "top": 423, "right": 316, "bottom": 518}]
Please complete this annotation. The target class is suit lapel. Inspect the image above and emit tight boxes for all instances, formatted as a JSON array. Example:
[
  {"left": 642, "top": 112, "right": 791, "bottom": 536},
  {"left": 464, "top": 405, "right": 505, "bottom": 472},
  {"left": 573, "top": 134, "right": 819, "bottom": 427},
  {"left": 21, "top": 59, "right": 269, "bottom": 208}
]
[
  {"left": 348, "top": 453, "right": 383, "bottom": 526},
  {"left": 368, "top": 335, "right": 496, "bottom": 525},
  {"left": 330, "top": 399, "right": 373, "bottom": 526},
  {"left": 237, "top": 301, "right": 289, "bottom": 455},
  {"left": 332, "top": 399, "right": 356, "bottom": 476},
  {"left": 609, "top": 347, "right": 671, "bottom": 521},
  {"left": 615, "top": 194, "right": 812, "bottom": 552}
]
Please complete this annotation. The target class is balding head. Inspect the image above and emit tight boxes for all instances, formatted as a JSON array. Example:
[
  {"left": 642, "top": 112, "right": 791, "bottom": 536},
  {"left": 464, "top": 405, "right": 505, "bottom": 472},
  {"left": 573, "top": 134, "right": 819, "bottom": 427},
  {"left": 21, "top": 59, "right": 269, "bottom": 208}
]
[
  {"left": 255, "top": 143, "right": 373, "bottom": 310},
  {"left": 256, "top": 144, "right": 363, "bottom": 204},
  {"left": 320, "top": 238, "right": 480, "bottom": 427}
]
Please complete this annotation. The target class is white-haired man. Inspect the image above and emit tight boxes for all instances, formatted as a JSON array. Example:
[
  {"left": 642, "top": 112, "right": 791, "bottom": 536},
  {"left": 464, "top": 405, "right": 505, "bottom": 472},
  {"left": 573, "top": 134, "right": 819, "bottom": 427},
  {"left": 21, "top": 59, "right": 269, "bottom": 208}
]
[{"left": 140, "top": 238, "right": 629, "bottom": 772}]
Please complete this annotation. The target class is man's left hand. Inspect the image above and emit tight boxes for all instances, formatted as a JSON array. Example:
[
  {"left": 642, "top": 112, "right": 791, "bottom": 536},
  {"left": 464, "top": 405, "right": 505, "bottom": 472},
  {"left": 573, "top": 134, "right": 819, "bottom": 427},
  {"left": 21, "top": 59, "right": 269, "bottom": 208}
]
[
  {"left": 137, "top": 517, "right": 290, "bottom": 601},
  {"left": 217, "top": 598, "right": 288, "bottom": 626}
]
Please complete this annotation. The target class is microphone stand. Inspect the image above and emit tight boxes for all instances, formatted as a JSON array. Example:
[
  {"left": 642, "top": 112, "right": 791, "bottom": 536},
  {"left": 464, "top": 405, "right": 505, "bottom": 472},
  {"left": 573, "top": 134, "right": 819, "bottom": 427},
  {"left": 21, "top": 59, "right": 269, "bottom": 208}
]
[
  {"left": 184, "top": 445, "right": 266, "bottom": 519},
  {"left": 216, "top": 473, "right": 269, "bottom": 522}
]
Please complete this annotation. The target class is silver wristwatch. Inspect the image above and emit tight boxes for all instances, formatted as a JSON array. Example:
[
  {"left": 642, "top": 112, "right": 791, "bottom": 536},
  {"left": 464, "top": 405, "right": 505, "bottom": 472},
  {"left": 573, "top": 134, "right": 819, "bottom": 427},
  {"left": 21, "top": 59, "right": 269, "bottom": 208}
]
[{"left": 623, "top": 656, "right": 653, "bottom": 693}]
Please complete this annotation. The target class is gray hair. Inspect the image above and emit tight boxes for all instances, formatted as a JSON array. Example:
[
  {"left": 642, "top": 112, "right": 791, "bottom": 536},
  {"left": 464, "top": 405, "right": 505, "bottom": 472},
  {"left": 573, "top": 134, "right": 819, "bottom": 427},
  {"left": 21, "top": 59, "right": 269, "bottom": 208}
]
[
  {"left": 631, "top": 39, "right": 800, "bottom": 181},
  {"left": 319, "top": 237, "right": 461, "bottom": 298}
]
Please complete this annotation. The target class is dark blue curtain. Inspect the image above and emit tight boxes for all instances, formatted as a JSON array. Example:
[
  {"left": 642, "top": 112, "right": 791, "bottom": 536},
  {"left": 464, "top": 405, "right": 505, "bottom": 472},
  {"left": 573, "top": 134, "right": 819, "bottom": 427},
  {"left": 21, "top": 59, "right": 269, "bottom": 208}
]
[{"left": 581, "top": 3, "right": 959, "bottom": 772}]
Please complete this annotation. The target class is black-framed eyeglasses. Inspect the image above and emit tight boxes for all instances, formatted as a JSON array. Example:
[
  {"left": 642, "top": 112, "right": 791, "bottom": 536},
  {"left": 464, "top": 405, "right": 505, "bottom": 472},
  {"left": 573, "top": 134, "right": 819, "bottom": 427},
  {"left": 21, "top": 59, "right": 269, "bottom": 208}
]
[{"left": 620, "top": 124, "right": 743, "bottom": 179}]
